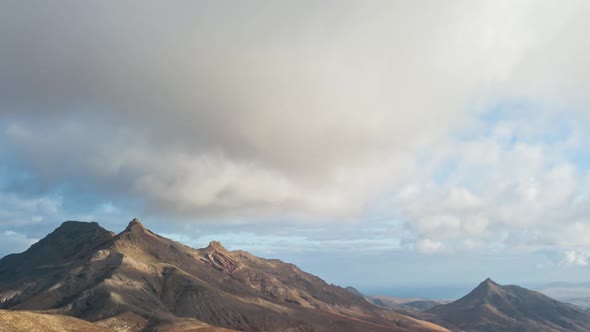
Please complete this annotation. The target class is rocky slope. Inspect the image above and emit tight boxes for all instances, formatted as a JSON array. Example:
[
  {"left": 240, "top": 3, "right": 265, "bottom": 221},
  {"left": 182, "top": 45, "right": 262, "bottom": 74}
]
[{"left": 0, "top": 219, "right": 447, "bottom": 332}]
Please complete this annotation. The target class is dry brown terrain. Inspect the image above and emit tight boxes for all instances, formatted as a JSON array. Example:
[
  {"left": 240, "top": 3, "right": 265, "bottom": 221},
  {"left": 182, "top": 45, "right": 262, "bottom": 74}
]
[{"left": 0, "top": 309, "right": 108, "bottom": 332}]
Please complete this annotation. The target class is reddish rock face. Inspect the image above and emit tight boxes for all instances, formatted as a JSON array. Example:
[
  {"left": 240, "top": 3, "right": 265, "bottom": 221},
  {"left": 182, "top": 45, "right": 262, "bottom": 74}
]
[{"left": 201, "top": 242, "right": 240, "bottom": 273}]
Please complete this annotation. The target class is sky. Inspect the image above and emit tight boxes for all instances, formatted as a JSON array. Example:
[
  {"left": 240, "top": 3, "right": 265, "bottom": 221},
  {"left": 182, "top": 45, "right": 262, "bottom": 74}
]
[{"left": 2, "top": 1, "right": 590, "bottom": 297}]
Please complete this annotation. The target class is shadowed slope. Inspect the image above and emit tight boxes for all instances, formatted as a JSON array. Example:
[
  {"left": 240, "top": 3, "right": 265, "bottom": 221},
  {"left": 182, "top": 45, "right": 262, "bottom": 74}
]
[{"left": 0, "top": 221, "right": 115, "bottom": 281}]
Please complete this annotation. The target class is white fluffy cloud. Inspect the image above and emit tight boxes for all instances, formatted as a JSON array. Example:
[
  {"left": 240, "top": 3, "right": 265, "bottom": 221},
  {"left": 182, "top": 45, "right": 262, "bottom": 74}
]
[
  {"left": 561, "top": 251, "right": 590, "bottom": 267},
  {"left": 394, "top": 109, "right": 590, "bottom": 252}
]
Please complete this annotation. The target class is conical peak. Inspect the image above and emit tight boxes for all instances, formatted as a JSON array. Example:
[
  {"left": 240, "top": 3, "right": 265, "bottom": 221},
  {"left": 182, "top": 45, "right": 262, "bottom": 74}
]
[
  {"left": 471, "top": 277, "right": 503, "bottom": 297},
  {"left": 481, "top": 278, "right": 497, "bottom": 287},
  {"left": 125, "top": 218, "right": 146, "bottom": 232}
]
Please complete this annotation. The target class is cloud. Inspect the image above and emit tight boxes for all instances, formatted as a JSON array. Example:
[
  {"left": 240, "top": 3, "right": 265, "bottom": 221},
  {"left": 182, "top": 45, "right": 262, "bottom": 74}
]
[
  {"left": 416, "top": 239, "right": 444, "bottom": 254},
  {"left": 394, "top": 107, "right": 590, "bottom": 253},
  {"left": 561, "top": 251, "right": 590, "bottom": 267},
  {"left": 1, "top": 1, "right": 590, "bottom": 262},
  {"left": 0, "top": 1, "right": 478, "bottom": 220}
]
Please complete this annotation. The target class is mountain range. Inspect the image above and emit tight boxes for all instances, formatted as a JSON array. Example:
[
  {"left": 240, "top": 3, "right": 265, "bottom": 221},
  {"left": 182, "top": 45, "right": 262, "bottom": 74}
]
[
  {"left": 0, "top": 219, "right": 445, "bottom": 332},
  {"left": 0, "top": 219, "right": 588, "bottom": 332}
]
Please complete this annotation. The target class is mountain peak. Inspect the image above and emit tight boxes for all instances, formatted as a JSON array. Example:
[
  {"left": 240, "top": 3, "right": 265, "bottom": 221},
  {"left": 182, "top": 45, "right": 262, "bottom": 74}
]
[
  {"left": 481, "top": 277, "right": 496, "bottom": 286},
  {"left": 206, "top": 240, "right": 226, "bottom": 251},
  {"left": 50, "top": 220, "right": 112, "bottom": 240},
  {"left": 125, "top": 218, "right": 145, "bottom": 232},
  {"left": 1, "top": 220, "right": 114, "bottom": 273},
  {"left": 466, "top": 277, "right": 503, "bottom": 299},
  {"left": 427, "top": 277, "right": 590, "bottom": 331},
  {"left": 58, "top": 220, "right": 101, "bottom": 231},
  {"left": 476, "top": 277, "right": 501, "bottom": 291}
]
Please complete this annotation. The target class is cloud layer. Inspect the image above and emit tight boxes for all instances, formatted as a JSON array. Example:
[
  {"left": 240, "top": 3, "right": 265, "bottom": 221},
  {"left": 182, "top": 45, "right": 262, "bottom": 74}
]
[{"left": 2, "top": 1, "right": 590, "bottom": 284}]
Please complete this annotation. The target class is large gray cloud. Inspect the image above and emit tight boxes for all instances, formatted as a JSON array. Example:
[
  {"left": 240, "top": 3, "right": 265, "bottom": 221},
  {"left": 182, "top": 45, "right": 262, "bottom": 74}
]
[
  {"left": 0, "top": 1, "right": 477, "bottom": 219},
  {"left": 1, "top": 1, "right": 590, "bottom": 252}
]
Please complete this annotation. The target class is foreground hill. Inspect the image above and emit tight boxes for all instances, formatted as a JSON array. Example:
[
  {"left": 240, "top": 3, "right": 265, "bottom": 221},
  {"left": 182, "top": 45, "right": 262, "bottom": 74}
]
[
  {"left": 0, "top": 309, "right": 108, "bottom": 332},
  {"left": 427, "top": 278, "right": 590, "bottom": 331},
  {"left": 0, "top": 309, "right": 233, "bottom": 332},
  {"left": 0, "top": 219, "right": 446, "bottom": 332}
]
